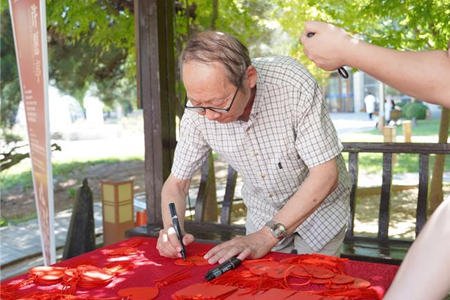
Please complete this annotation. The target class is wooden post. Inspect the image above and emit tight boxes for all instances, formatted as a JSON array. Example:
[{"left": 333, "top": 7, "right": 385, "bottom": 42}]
[
  {"left": 402, "top": 121, "right": 412, "bottom": 142},
  {"left": 134, "top": 0, "right": 177, "bottom": 226},
  {"left": 384, "top": 126, "right": 397, "bottom": 165}
]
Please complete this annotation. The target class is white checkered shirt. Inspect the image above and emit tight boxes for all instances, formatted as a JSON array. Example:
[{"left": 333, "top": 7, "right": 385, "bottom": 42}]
[{"left": 172, "top": 56, "right": 352, "bottom": 251}]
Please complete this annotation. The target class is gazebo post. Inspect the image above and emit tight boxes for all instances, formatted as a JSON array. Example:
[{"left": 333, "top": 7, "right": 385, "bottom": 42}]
[{"left": 134, "top": 0, "right": 177, "bottom": 227}]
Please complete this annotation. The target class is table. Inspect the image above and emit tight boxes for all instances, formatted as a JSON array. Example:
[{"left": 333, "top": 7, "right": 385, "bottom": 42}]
[{"left": 2, "top": 237, "right": 399, "bottom": 299}]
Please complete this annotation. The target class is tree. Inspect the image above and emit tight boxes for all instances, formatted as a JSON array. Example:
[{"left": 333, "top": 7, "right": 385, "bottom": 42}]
[
  {"left": 273, "top": 0, "right": 450, "bottom": 212},
  {"left": 0, "top": 0, "right": 136, "bottom": 132}
]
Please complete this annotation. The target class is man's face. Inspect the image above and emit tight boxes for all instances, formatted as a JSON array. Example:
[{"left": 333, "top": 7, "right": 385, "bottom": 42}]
[{"left": 182, "top": 61, "right": 248, "bottom": 124}]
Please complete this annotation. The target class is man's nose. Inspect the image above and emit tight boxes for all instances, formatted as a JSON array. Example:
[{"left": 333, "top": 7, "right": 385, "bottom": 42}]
[{"left": 205, "top": 109, "right": 220, "bottom": 121}]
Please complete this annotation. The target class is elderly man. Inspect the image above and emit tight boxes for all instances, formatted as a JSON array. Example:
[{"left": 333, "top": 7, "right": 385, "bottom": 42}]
[{"left": 157, "top": 31, "right": 351, "bottom": 265}]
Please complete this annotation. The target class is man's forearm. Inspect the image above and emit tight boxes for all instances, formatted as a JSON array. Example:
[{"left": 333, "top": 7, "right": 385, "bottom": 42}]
[
  {"left": 272, "top": 159, "right": 339, "bottom": 235},
  {"left": 161, "top": 175, "right": 191, "bottom": 232}
]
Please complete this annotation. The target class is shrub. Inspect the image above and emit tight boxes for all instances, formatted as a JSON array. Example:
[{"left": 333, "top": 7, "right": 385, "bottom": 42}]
[{"left": 402, "top": 102, "right": 428, "bottom": 120}]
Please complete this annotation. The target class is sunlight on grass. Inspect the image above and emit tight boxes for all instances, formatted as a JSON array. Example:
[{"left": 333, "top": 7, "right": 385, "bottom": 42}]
[
  {"left": 339, "top": 119, "right": 449, "bottom": 143},
  {"left": 0, "top": 156, "right": 144, "bottom": 191}
]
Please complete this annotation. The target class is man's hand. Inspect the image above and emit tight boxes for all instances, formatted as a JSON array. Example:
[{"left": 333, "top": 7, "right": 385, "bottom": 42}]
[
  {"left": 203, "top": 227, "right": 279, "bottom": 264},
  {"left": 157, "top": 227, "right": 194, "bottom": 258}
]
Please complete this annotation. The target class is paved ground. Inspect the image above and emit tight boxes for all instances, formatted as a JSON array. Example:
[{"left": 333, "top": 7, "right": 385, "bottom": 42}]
[{"left": 1, "top": 112, "right": 447, "bottom": 280}]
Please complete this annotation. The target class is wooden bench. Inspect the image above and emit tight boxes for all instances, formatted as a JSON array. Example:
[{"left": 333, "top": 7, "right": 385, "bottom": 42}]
[{"left": 127, "top": 142, "right": 449, "bottom": 264}]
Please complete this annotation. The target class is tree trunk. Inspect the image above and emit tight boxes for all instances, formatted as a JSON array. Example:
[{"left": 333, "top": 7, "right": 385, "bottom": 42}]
[
  {"left": 211, "top": 0, "right": 219, "bottom": 30},
  {"left": 429, "top": 107, "right": 450, "bottom": 214}
]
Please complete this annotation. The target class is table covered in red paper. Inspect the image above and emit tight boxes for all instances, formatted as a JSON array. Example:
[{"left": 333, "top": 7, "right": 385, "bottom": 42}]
[{"left": 1, "top": 237, "right": 399, "bottom": 299}]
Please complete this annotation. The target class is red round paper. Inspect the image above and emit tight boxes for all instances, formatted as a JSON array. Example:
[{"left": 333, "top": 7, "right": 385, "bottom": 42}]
[
  {"left": 289, "top": 266, "right": 309, "bottom": 278},
  {"left": 118, "top": 287, "right": 159, "bottom": 300},
  {"left": 29, "top": 266, "right": 65, "bottom": 284},
  {"left": 303, "top": 265, "right": 335, "bottom": 279},
  {"left": 331, "top": 274, "right": 355, "bottom": 285},
  {"left": 348, "top": 278, "right": 371, "bottom": 288},
  {"left": 105, "top": 261, "right": 134, "bottom": 274},
  {"left": 310, "top": 278, "right": 332, "bottom": 284},
  {"left": 174, "top": 255, "right": 209, "bottom": 266},
  {"left": 266, "top": 265, "right": 289, "bottom": 279}
]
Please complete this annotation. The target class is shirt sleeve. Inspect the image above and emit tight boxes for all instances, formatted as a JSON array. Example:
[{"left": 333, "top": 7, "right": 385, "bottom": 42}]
[
  {"left": 171, "top": 111, "right": 211, "bottom": 179},
  {"left": 294, "top": 81, "right": 343, "bottom": 168}
]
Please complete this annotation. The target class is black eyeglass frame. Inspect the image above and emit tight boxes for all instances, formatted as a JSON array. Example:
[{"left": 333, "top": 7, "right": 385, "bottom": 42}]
[{"left": 184, "top": 86, "right": 240, "bottom": 113}]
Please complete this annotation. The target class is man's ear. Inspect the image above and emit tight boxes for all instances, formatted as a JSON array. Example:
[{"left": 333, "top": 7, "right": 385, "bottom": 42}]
[{"left": 246, "top": 66, "right": 257, "bottom": 88}]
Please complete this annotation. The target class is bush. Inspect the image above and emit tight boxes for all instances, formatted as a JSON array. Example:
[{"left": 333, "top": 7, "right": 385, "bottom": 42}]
[{"left": 402, "top": 102, "right": 428, "bottom": 120}]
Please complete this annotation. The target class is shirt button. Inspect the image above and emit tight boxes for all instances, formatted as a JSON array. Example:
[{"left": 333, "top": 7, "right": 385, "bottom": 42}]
[
  {"left": 246, "top": 127, "right": 252, "bottom": 132},
  {"left": 269, "top": 193, "right": 274, "bottom": 198},
  {"left": 261, "top": 174, "right": 266, "bottom": 179},
  {"left": 254, "top": 152, "right": 259, "bottom": 156}
]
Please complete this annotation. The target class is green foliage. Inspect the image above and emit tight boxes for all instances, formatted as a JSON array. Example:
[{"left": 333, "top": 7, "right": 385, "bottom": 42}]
[
  {"left": 0, "top": 6, "right": 21, "bottom": 129},
  {"left": 0, "top": 218, "right": 11, "bottom": 227},
  {"left": 1, "top": 0, "right": 136, "bottom": 130},
  {"left": 272, "top": 0, "right": 450, "bottom": 85},
  {"left": 402, "top": 102, "right": 429, "bottom": 120},
  {"left": 0, "top": 156, "right": 143, "bottom": 192}
]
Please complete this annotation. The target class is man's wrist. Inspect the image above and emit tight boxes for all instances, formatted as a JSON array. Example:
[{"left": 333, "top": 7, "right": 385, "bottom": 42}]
[
  {"left": 261, "top": 226, "right": 281, "bottom": 246},
  {"left": 264, "top": 220, "right": 288, "bottom": 241}
]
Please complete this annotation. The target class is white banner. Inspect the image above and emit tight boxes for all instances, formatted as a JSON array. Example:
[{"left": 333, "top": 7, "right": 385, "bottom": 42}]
[{"left": 9, "top": 0, "right": 55, "bottom": 264}]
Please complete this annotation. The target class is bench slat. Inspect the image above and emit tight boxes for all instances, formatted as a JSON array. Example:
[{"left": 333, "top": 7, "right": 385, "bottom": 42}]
[
  {"left": 378, "top": 153, "right": 393, "bottom": 242},
  {"left": 221, "top": 166, "right": 238, "bottom": 224},
  {"left": 346, "top": 152, "right": 359, "bottom": 239},
  {"left": 416, "top": 153, "right": 429, "bottom": 236},
  {"left": 343, "top": 142, "right": 450, "bottom": 154},
  {"left": 194, "top": 154, "right": 210, "bottom": 222}
]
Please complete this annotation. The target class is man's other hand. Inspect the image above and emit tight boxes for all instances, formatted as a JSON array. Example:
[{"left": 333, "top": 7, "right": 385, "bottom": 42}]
[{"left": 203, "top": 227, "right": 279, "bottom": 264}]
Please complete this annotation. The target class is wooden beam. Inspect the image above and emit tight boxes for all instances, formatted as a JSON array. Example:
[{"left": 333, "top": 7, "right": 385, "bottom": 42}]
[
  {"left": 343, "top": 142, "right": 450, "bottom": 154},
  {"left": 135, "top": 0, "right": 177, "bottom": 226}
]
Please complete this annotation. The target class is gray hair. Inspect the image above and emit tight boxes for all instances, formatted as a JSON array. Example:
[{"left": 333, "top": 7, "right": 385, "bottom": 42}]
[{"left": 179, "top": 31, "right": 251, "bottom": 88}]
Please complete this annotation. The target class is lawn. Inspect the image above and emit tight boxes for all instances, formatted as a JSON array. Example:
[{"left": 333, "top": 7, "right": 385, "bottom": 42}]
[
  {"left": 340, "top": 119, "right": 449, "bottom": 174},
  {"left": 0, "top": 156, "right": 144, "bottom": 191}
]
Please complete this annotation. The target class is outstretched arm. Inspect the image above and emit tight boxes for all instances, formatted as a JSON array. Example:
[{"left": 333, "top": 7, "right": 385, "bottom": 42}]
[
  {"left": 384, "top": 199, "right": 450, "bottom": 300},
  {"left": 301, "top": 21, "right": 450, "bottom": 108}
]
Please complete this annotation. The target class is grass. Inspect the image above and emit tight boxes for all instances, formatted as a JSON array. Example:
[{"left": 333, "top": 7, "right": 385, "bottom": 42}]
[
  {"left": 0, "top": 156, "right": 144, "bottom": 192},
  {"left": 339, "top": 118, "right": 449, "bottom": 173},
  {"left": 343, "top": 152, "right": 450, "bottom": 174},
  {"left": 362, "top": 119, "right": 448, "bottom": 137}
]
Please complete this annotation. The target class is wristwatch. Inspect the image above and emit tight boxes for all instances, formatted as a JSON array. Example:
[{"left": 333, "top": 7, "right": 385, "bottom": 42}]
[{"left": 265, "top": 220, "right": 287, "bottom": 240}]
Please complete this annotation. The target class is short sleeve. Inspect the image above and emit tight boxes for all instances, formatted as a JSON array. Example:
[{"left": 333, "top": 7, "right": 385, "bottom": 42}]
[
  {"left": 171, "top": 112, "right": 211, "bottom": 179},
  {"left": 294, "top": 82, "right": 343, "bottom": 168}
]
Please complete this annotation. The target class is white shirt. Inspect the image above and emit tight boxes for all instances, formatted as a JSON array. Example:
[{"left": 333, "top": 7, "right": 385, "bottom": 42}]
[{"left": 364, "top": 94, "right": 376, "bottom": 113}]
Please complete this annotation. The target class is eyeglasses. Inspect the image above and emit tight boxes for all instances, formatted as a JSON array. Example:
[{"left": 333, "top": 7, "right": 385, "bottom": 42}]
[{"left": 184, "top": 87, "right": 239, "bottom": 113}]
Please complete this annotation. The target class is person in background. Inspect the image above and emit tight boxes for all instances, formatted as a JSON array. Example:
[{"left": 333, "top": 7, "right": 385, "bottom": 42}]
[
  {"left": 363, "top": 92, "right": 376, "bottom": 120},
  {"left": 384, "top": 98, "right": 393, "bottom": 125},
  {"left": 301, "top": 20, "right": 450, "bottom": 300}
]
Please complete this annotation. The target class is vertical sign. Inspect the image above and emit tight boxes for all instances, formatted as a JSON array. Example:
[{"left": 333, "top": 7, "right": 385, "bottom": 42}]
[{"left": 9, "top": 0, "right": 55, "bottom": 264}]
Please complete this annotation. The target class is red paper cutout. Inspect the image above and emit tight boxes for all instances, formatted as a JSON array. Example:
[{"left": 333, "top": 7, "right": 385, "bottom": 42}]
[
  {"left": 172, "top": 283, "right": 238, "bottom": 299},
  {"left": 118, "top": 287, "right": 159, "bottom": 300},
  {"left": 330, "top": 274, "right": 354, "bottom": 285},
  {"left": 29, "top": 266, "right": 66, "bottom": 285},
  {"left": 174, "top": 255, "right": 209, "bottom": 266},
  {"left": 252, "top": 288, "right": 297, "bottom": 299},
  {"left": 284, "top": 291, "right": 323, "bottom": 300},
  {"left": 104, "top": 261, "right": 135, "bottom": 274},
  {"left": 105, "top": 246, "right": 139, "bottom": 256},
  {"left": 226, "top": 288, "right": 265, "bottom": 300}
]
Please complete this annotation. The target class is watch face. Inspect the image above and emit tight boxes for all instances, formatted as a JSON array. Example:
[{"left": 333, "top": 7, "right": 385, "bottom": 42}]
[{"left": 271, "top": 223, "right": 286, "bottom": 239}]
